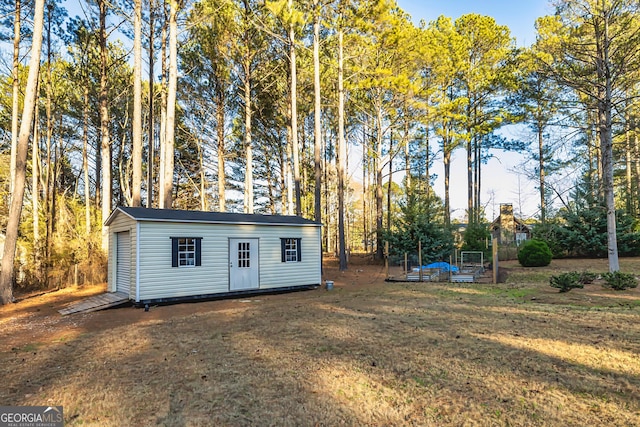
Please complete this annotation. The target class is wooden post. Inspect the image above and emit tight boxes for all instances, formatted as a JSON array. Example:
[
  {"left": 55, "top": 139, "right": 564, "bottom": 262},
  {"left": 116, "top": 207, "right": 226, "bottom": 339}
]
[
  {"left": 404, "top": 253, "right": 408, "bottom": 275},
  {"left": 384, "top": 241, "right": 389, "bottom": 279},
  {"left": 74, "top": 264, "right": 78, "bottom": 287},
  {"left": 418, "top": 240, "right": 423, "bottom": 282},
  {"left": 492, "top": 238, "right": 499, "bottom": 284}
]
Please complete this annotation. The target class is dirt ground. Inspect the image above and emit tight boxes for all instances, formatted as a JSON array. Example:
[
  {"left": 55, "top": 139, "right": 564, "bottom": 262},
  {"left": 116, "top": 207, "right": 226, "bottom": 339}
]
[
  {"left": 0, "top": 256, "right": 639, "bottom": 425},
  {"left": 0, "top": 256, "right": 387, "bottom": 353}
]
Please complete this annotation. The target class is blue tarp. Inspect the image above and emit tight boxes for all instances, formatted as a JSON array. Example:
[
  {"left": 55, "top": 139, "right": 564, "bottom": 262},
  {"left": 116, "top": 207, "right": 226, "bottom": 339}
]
[{"left": 412, "top": 262, "right": 459, "bottom": 273}]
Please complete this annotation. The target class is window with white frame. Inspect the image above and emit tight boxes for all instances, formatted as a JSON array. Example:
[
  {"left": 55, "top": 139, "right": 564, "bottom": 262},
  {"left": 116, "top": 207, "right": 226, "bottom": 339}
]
[
  {"left": 237, "top": 241, "right": 251, "bottom": 268},
  {"left": 171, "top": 237, "right": 202, "bottom": 267},
  {"left": 280, "top": 238, "right": 301, "bottom": 262}
]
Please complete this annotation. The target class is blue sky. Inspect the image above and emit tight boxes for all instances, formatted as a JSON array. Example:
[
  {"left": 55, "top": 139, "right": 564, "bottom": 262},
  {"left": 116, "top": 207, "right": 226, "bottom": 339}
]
[{"left": 392, "top": 0, "right": 555, "bottom": 220}]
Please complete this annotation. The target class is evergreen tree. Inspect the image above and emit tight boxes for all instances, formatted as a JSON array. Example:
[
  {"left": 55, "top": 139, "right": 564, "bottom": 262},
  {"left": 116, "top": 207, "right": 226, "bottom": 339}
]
[{"left": 383, "top": 179, "right": 453, "bottom": 265}]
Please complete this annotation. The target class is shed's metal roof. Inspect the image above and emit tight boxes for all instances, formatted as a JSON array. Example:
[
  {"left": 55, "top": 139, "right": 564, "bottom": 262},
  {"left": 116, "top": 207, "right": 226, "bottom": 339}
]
[{"left": 105, "top": 206, "right": 322, "bottom": 227}]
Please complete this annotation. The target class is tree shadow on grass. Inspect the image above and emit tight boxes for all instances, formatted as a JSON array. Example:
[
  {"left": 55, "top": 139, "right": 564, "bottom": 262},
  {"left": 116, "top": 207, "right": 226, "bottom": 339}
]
[{"left": 0, "top": 281, "right": 638, "bottom": 426}]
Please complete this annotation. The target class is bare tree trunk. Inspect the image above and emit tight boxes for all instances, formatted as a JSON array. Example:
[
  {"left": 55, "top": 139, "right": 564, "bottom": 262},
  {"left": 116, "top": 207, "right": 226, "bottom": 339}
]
[
  {"left": 243, "top": 62, "right": 253, "bottom": 213},
  {"left": 83, "top": 85, "right": 91, "bottom": 234},
  {"left": 595, "top": 112, "right": 602, "bottom": 187},
  {"left": 586, "top": 108, "right": 595, "bottom": 188},
  {"left": 99, "top": 0, "right": 111, "bottom": 251},
  {"left": 9, "top": 0, "right": 21, "bottom": 196},
  {"left": 362, "top": 125, "right": 368, "bottom": 253},
  {"left": 286, "top": 124, "right": 294, "bottom": 215},
  {"left": 538, "top": 124, "right": 546, "bottom": 224},
  {"left": 600, "top": 99, "right": 619, "bottom": 271},
  {"left": 44, "top": 7, "right": 54, "bottom": 265},
  {"left": 216, "top": 87, "right": 226, "bottom": 212},
  {"left": 598, "top": 7, "right": 619, "bottom": 272},
  {"left": 404, "top": 110, "right": 410, "bottom": 191},
  {"left": 118, "top": 106, "right": 131, "bottom": 206},
  {"left": 32, "top": 91, "right": 41, "bottom": 281},
  {"left": 313, "top": 0, "right": 322, "bottom": 223},
  {"left": 387, "top": 132, "right": 393, "bottom": 230},
  {"left": 289, "top": 0, "right": 301, "bottom": 216},
  {"left": 159, "top": 4, "right": 168, "bottom": 208},
  {"left": 161, "top": 0, "right": 178, "bottom": 209},
  {"left": 444, "top": 144, "right": 451, "bottom": 226},
  {"left": 147, "top": 0, "right": 155, "bottom": 208},
  {"left": 132, "top": 0, "right": 143, "bottom": 206},
  {"left": 425, "top": 122, "right": 430, "bottom": 202},
  {"left": 634, "top": 117, "right": 640, "bottom": 213},
  {"left": 625, "top": 111, "right": 633, "bottom": 214},
  {"left": 375, "top": 95, "right": 384, "bottom": 261},
  {"left": 198, "top": 141, "right": 207, "bottom": 210},
  {"left": 466, "top": 129, "right": 473, "bottom": 222},
  {"left": 1, "top": 0, "right": 45, "bottom": 304},
  {"left": 240, "top": 0, "right": 255, "bottom": 213},
  {"left": 264, "top": 147, "right": 276, "bottom": 214},
  {"left": 33, "top": 99, "right": 40, "bottom": 243},
  {"left": 337, "top": 25, "right": 347, "bottom": 270},
  {"left": 475, "top": 134, "right": 481, "bottom": 222},
  {"left": 323, "top": 134, "right": 330, "bottom": 251}
]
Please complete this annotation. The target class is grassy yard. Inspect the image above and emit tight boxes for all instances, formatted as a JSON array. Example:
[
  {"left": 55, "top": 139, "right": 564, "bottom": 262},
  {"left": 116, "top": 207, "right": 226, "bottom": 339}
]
[{"left": 0, "top": 257, "right": 639, "bottom": 426}]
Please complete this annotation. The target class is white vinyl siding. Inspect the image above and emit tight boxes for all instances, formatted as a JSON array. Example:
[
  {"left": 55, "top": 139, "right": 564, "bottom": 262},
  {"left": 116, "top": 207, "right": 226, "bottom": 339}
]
[
  {"left": 135, "top": 221, "right": 321, "bottom": 301},
  {"left": 261, "top": 230, "right": 321, "bottom": 290}
]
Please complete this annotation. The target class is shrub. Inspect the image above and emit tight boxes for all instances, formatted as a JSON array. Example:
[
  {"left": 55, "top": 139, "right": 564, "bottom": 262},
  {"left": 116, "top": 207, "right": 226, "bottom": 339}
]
[
  {"left": 601, "top": 271, "right": 638, "bottom": 291},
  {"left": 578, "top": 271, "right": 597, "bottom": 284},
  {"left": 549, "top": 272, "right": 584, "bottom": 293},
  {"left": 518, "top": 239, "right": 552, "bottom": 267}
]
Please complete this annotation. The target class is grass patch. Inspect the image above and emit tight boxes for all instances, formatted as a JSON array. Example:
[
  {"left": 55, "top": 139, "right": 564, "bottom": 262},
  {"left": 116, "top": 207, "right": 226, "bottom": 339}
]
[
  {"left": 12, "top": 343, "right": 40, "bottom": 353},
  {"left": 479, "top": 285, "right": 538, "bottom": 300}
]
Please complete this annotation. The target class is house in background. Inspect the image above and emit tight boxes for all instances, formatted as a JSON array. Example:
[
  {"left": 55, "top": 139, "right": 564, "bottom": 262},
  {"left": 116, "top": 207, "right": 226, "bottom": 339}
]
[
  {"left": 490, "top": 204, "right": 532, "bottom": 246},
  {"left": 105, "top": 207, "right": 322, "bottom": 305}
]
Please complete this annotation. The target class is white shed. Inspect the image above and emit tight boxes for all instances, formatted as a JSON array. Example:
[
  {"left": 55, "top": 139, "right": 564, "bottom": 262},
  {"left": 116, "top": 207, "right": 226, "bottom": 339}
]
[{"left": 105, "top": 207, "right": 322, "bottom": 305}]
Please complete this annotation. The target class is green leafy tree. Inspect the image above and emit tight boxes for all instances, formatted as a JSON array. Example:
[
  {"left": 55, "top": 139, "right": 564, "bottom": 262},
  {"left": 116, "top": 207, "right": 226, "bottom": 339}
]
[
  {"left": 461, "top": 222, "right": 490, "bottom": 255},
  {"left": 536, "top": 0, "right": 640, "bottom": 272},
  {"left": 510, "top": 48, "right": 566, "bottom": 224},
  {"left": 423, "top": 16, "right": 465, "bottom": 226},
  {"left": 454, "top": 14, "right": 515, "bottom": 224},
  {"left": 531, "top": 219, "right": 568, "bottom": 258},
  {"left": 384, "top": 182, "right": 453, "bottom": 265}
]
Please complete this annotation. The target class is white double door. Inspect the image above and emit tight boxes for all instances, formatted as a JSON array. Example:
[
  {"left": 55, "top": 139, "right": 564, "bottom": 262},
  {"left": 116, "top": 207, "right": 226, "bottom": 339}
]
[{"left": 229, "top": 238, "right": 259, "bottom": 291}]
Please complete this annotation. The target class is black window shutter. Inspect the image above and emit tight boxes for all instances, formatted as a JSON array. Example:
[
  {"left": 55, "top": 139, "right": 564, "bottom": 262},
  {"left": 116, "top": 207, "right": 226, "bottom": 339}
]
[
  {"left": 195, "top": 238, "right": 202, "bottom": 266},
  {"left": 171, "top": 238, "right": 178, "bottom": 267},
  {"left": 280, "top": 238, "right": 286, "bottom": 262},
  {"left": 296, "top": 238, "right": 302, "bottom": 262}
]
